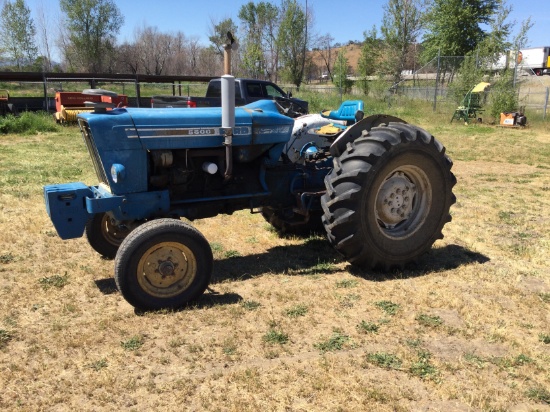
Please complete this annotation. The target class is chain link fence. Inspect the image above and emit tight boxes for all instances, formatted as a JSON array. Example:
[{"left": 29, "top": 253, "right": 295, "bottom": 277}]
[{"left": 299, "top": 55, "right": 550, "bottom": 119}]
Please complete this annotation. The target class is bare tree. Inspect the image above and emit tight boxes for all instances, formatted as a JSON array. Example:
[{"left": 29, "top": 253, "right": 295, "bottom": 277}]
[
  {"left": 187, "top": 35, "right": 201, "bottom": 74},
  {"left": 134, "top": 25, "right": 173, "bottom": 75},
  {"left": 34, "top": 0, "right": 55, "bottom": 71},
  {"left": 314, "top": 33, "right": 335, "bottom": 81},
  {"left": 115, "top": 42, "right": 140, "bottom": 74}
]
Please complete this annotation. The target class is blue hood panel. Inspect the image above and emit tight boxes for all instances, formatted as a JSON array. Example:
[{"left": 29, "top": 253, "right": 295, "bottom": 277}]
[{"left": 123, "top": 100, "right": 293, "bottom": 150}]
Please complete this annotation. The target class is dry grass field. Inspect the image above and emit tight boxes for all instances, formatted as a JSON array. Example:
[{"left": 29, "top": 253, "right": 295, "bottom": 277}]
[{"left": 0, "top": 106, "right": 549, "bottom": 411}]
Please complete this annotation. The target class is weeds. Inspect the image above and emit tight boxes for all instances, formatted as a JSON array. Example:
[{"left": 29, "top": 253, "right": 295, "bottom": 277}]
[
  {"left": 241, "top": 300, "right": 261, "bottom": 311},
  {"left": 0, "top": 112, "right": 59, "bottom": 134},
  {"left": 314, "top": 330, "right": 351, "bottom": 353},
  {"left": 285, "top": 304, "right": 308, "bottom": 318},
  {"left": 415, "top": 313, "right": 443, "bottom": 328},
  {"left": 224, "top": 250, "right": 241, "bottom": 258},
  {"left": 121, "top": 336, "right": 144, "bottom": 351},
  {"left": 409, "top": 350, "right": 439, "bottom": 382},
  {"left": 539, "top": 333, "right": 550, "bottom": 344},
  {"left": 0, "top": 252, "right": 14, "bottom": 264},
  {"left": 263, "top": 329, "right": 289, "bottom": 345},
  {"left": 498, "top": 210, "right": 515, "bottom": 224},
  {"left": 0, "top": 329, "right": 13, "bottom": 349},
  {"left": 88, "top": 359, "right": 108, "bottom": 371},
  {"left": 464, "top": 352, "right": 486, "bottom": 368},
  {"left": 525, "top": 387, "right": 550, "bottom": 404},
  {"left": 38, "top": 273, "right": 69, "bottom": 290},
  {"left": 365, "top": 352, "right": 402, "bottom": 370},
  {"left": 356, "top": 321, "right": 379, "bottom": 334},
  {"left": 374, "top": 300, "right": 401, "bottom": 316},
  {"left": 222, "top": 338, "right": 238, "bottom": 355},
  {"left": 335, "top": 279, "right": 358, "bottom": 288}
]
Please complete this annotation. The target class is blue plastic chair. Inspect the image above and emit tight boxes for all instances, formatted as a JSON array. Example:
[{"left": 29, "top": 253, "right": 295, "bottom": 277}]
[{"left": 321, "top": 100, "right": 364, "bottom": 125}]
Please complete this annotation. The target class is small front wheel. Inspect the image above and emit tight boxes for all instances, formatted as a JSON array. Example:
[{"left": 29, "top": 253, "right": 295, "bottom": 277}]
[
  {"left": 114, "top": 219, "right": 213, "bottom": 310},
  {"left": 85, "top": 212, "right": 131, "bottom": 259}
]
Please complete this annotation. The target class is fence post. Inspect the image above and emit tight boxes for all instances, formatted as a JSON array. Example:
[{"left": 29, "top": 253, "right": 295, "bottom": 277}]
[
  {"left": 545, "top": 87, "right": 549, "bottom": 120},
  {"left": 42, "top": 73, "right": 48, "bottom": 112},
  {"left": 433, "top": 50, "right": 441, "bottom": 112}
]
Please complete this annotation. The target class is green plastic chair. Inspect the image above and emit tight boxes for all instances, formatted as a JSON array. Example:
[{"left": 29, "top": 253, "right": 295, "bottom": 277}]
[{"left": 451, "top": 82, "right": 490, "bottom": 123}]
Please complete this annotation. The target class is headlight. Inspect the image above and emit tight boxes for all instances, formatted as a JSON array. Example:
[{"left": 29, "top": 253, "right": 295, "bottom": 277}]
[{"left": 111, "top": 164, "right": 126, "bottom": 183}]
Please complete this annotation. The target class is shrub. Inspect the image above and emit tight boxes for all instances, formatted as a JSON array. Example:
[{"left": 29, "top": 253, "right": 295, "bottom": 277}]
[{"left": 0, "top": 111, "right": 59, "bottom": 134}]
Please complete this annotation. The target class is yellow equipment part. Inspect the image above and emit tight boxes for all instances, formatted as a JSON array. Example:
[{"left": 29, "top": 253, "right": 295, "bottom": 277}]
[
  {"left": 471, "top": 82, "right": 491, "bottom": 93},
  {"left": 59, "top": 105, "right": 94, "bottom": 123},
  {"left": 316, "top": 123, "right": 343, "bottom": 135}
]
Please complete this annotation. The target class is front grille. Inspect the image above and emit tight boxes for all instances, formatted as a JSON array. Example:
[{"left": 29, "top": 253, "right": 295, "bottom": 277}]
[{"left": 78, "top": 119, "right": 110, "bottom": 187}]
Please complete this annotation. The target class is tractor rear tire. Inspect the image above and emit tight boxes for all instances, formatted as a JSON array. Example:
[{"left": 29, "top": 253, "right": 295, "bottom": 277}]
[
  {"left": 114, "top": 218, "right": 213, "bottom": 311},
  {"left": 85, "top": 212, "right": 131, "bottom": 259},
  {"left": 321, "top": 123, "right": 456, "bottom": 270}
]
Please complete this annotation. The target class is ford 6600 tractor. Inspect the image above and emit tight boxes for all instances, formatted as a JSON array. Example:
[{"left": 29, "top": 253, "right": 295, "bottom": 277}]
[{"left": 44, "top": 46, "right": 455, "bottom": 310}]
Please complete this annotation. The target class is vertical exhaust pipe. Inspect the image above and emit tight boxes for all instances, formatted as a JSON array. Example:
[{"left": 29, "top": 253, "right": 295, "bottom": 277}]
[{"left": 222, "top": 32, "right": 237, "bottom": 180}]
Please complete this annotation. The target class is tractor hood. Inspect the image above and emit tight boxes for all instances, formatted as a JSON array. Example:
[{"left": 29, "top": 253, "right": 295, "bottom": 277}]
[
  {"left": 78, "top": 99, "right": 295, "bottom": 151},
  {"left": 75, "top": 99, "right": 295, "bottom": 195}
]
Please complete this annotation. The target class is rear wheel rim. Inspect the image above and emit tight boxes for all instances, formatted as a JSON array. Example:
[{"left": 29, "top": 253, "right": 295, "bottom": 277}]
[{"left": 374, "top": 165, "right": 431, "bottom": 240}]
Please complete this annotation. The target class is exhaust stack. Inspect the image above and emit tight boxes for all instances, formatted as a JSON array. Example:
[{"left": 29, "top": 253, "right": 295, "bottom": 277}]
[{"left": 222, "top": 32, "right": 237, "bottom": 180}]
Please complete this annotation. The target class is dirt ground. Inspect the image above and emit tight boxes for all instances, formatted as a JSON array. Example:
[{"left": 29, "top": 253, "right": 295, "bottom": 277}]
[{"left": 0, "top": 122, "right": 549, "bottom": 411}]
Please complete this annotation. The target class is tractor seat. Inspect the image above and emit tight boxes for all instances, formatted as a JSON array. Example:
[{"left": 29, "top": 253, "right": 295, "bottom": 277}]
[{"left": 321, "top": 100, "right": 364, "bottom": 124}]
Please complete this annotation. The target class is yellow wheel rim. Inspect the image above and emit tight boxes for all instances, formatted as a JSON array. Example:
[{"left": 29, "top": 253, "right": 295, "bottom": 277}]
[
  {"left": 136, "top": 242, "right": 197, "bottom": 298},
  {"left": 101, "top": 214, "right": 130, "bottom": 246}
]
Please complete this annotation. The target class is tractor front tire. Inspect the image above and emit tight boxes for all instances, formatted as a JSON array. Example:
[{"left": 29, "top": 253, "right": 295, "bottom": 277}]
[
  {"left": 114, "top": 219, "right": 213, "bottom": 311},
  {"left": 85, "top": 212, "right": 131, "bottom": 259},
  {"left": 321, "top": 123, "right": 456, "bottom": 270}
]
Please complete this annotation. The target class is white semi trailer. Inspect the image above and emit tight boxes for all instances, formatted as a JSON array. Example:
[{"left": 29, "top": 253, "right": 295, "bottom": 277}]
[{"left": 518, "top": 47, "right": 550, "bottom": 76}]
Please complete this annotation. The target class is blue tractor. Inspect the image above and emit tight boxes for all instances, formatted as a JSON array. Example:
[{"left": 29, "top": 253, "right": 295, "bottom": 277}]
[{"left": 44, "top": 82, "right": 456, "bottom": 311}]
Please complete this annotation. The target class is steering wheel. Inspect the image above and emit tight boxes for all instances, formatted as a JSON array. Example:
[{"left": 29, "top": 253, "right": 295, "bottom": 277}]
[{"left": 273, "top": 96, "right": 308, "bottom": 118}]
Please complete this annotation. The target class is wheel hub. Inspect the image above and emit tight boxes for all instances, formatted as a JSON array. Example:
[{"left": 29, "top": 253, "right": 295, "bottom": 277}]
[
  {"left": 376, "top": 172, "right": 417, "bottom": 229},
  {"left": 158, "top": 259, "right": 176, "bottom": 277},
  {"left": 137, "top": 242, "right": 197, "bottom": 297}
]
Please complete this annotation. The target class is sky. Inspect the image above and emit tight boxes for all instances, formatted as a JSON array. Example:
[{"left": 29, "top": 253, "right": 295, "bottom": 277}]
[{"left": 25, "top": 0, "right": 550, "bottom": 59}]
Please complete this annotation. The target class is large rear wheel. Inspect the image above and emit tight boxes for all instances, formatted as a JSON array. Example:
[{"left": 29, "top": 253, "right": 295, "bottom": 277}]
[
  {"left": 114, "top": 219, "right": 213, "bottom": 310},
  {"left": 321, "top": 123, "right": 456, "bottom": 270}
]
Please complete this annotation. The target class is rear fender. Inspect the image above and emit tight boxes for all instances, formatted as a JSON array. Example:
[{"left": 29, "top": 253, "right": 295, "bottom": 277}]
[{"left": 329, "top": 114, "right": 407, "bottom": 157}]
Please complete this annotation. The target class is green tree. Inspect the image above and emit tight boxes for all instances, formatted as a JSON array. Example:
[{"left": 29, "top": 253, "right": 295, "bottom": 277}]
[
  {"left": 208, "top": 18, "right": 238, "bottom": 57},
  {"left": 0, "top": 0, "right": 37, "bottom": 70},
  {"left": 357, "top": 26, "right": 380, "bottom": 94},
  {"left": 421, "top": 0, "right": 499, "bottom": 62},
  {"left": 238, "top": 1, "right": 279, "bottom": 79},
  {"left": 380, "top": 0, "right": 423, "bottom": 84},
  {"left": 277, "top": 0, "right": 308, "bottom": 88},
  {"left": 60, "top": 0, "right": 124, "bottom": 72},
  {"left": 332, "top": 49, "right": 352, "bottom": 93}
]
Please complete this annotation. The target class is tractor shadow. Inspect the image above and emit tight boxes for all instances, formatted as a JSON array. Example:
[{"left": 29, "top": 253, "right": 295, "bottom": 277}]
[
  {"left": 212, "top": 240, "right": 489, "bottom": 283},
  {"left": 348, "top": 244, "right": 490, "bottom": 280},
  {"left": 94, "top": 277, "right": 243, "bottom": 313}
]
